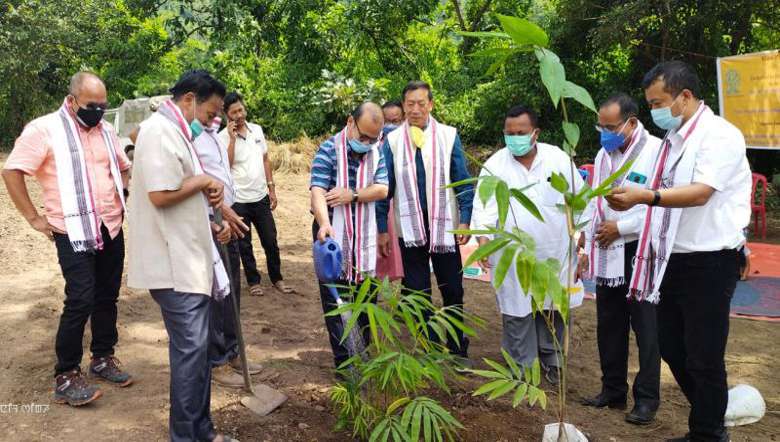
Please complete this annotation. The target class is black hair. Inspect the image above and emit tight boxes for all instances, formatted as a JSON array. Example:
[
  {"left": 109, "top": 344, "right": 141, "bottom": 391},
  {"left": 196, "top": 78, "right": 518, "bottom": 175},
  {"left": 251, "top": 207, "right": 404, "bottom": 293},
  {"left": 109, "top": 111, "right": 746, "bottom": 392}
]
[
  {"left": 641, "top": 61, "right": 701, "bottom": 98},
  {"left": 401, "top": 81, "right": 433, "bottom": 101},
  {"left": 599, "top": 93, "right": 639, "bottom": 121},
  {"left": 382, "top": 100, "right": 403, "bottom": 111},
  {"left": 169, "top": 69, "right": 226, "bottom": 102},
  {"left": 223, "top": 91, "right": 244, "bottom": 113},
  {"left": 505, "top": 105, "right": 539, "bottom": 128}
]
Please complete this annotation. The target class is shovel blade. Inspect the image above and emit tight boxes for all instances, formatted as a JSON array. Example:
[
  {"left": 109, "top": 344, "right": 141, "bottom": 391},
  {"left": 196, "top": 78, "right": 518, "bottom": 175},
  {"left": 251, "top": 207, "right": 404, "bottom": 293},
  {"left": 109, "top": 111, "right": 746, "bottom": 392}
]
[{"left": 240, "top": 383, "right": 288, "bottom": 416}]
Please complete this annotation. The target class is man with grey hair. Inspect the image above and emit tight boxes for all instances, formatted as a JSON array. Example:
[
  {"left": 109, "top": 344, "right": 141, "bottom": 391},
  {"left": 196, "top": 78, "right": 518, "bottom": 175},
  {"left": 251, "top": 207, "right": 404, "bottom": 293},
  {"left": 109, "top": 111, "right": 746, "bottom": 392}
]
[
  {"left": 309, "top": 102, "right": 389, "bottom": 371},
  {"left": 2, "top": 72, "right": 133, "bottom": 407}
]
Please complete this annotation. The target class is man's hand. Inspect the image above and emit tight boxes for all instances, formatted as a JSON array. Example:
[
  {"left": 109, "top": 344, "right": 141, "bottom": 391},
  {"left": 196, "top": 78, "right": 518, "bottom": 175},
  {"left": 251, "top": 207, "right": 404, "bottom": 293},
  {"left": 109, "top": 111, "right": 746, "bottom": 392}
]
[
  {"left": 325, "top": 187, "right": 353, "bottom": 207},
  {"left": 29, "top": 215, "right": 64, "bottom": 241},
  {"left": 227, "top": 120, "right": 237, "bottom": 142},
  {"left": 212, "top": 220, "right": 231, "bottom": 244},
  {"left": 477, "top": 236, "right": 491, "bottom": 272},
  {"left": 269, "top": 187, "right": 278, "bottom": 210},
  {"left": 595, "top": 220, "right": 620, "bottom": 247},
  {"left": 605, "top": 186, "right": 652, "bottom": 212},
  {"left": 378, "top": 232, "right": 391, "bottom": 257},
  {"left": 456, "top": 223, "right": 470, "bottom": 246},
  {"left": 222, "top": 205, "right": 248, "bottom": 239},
  {"left": 203, "top": 178, "right": 224, "bottom": 207},
  {"left": 317, "top": 223, "right": 335, "bottom": 243},
  {"left": 575, "top": 251, "right": 589, "bottom": 282}
]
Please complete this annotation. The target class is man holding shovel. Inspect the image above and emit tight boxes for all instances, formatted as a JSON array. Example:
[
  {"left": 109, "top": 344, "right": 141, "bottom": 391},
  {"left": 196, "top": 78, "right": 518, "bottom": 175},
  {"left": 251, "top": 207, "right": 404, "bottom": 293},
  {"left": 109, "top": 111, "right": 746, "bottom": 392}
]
[
  {"left": 127, "top": 70, "right": 238, "bottom": 442},
  {"left": 309, "top": 102, "right": 389, "bottom": 372}
]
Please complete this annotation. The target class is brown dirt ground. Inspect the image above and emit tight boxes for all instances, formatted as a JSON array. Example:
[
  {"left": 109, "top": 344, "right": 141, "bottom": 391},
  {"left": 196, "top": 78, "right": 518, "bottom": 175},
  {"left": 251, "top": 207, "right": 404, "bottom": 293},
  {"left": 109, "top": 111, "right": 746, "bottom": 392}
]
[{"left": 0, "top": 155, "right": 778, "bottom": 442}]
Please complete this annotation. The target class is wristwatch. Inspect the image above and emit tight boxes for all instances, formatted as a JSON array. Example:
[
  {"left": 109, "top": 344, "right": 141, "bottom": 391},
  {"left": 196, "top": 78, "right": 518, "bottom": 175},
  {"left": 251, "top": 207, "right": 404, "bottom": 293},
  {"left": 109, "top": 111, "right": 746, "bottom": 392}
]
[
  {"left": 650, "top": 190, "right": 661, "bottom": 206},
  {"left": 267, "top": 181, "right": 275, "bottom": 187},
  {"left": 352, "top": 190, "right": 359, "bottom": 203}
]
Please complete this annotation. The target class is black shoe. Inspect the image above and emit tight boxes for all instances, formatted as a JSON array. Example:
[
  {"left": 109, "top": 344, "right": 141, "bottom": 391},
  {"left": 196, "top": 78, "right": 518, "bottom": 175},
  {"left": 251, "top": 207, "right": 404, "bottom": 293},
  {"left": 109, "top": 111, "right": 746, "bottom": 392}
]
[
  {"left": 580, "top": 392, "right": 627, "bottom": 410},
  {"left": 543, "top": 365, "right": 560, "bottom": 386},
  {"left": 625, "top": 403, "right": 656, "bottom": 425}
]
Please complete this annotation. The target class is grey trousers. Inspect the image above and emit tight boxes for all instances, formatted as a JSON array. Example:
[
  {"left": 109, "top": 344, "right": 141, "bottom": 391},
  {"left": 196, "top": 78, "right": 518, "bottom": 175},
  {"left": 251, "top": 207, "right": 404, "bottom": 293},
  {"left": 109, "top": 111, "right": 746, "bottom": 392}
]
[
  {"left": 152, "top": 289, "right": 215, "bottom": 442},
  {"left": 501, "top": 311, "right": 566, "bottom": 368}
]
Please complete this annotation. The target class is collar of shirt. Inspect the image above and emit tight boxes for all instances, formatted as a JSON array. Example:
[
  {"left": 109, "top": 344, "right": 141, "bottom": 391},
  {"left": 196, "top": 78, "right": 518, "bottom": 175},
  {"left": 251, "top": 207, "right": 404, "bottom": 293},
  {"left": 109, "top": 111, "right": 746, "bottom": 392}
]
[{"left": 236, "top": 124, "right": 253, "bottom": 141}]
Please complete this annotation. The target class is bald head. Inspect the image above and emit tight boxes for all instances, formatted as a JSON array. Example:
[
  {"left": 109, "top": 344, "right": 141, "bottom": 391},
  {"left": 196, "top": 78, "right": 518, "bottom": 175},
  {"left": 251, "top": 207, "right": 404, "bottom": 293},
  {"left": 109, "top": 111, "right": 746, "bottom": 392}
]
[
  {"left": 348, "top": 102, "right": 384, "bottom": 145},
  {"left": 69, "top": 72, "right": 105, "bottom": 97}
]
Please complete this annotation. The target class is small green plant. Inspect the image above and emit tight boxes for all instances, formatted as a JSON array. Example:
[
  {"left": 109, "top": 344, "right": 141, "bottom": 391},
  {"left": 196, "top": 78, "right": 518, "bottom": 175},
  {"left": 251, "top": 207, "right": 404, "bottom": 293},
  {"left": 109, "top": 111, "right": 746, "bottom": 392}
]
[
  {"left": 328, "top": 278, "right": 532, "bottom": 441},
  {"left": 456, "top": 14, "right": 635, "bottom": 441}
]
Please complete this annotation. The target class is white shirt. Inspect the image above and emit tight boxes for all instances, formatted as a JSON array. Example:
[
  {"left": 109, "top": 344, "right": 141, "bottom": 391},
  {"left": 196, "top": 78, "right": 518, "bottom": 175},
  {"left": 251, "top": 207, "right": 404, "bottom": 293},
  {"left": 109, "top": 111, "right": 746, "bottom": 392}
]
[
  {"left": 194, "top": 127, "right": 235, "bottom": 206},
  {"left": 470, "top": 143, "right": 585, "bottom": 318},
  {"left": 668, "top": 104, "right": 752, "bottom": 253},
  {"left": 219, "top": 122, "right": 268, "bottom": 204},
  {"left": 582, "top": 125, "right": 662, "bottom": 243}
]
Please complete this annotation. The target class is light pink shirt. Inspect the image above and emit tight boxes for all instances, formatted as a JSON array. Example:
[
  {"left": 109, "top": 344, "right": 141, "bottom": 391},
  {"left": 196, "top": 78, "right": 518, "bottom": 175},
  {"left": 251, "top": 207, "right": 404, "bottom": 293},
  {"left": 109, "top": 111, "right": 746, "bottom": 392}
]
[{"left": 4, "top": 109, "right": 131, "bottom": 238}]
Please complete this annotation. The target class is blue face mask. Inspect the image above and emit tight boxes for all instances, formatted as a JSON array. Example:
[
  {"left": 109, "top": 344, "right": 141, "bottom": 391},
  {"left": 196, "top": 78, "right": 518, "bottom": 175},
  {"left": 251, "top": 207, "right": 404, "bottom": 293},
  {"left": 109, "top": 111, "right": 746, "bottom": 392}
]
[
  {"left": 505, "top": 133, "right": 534, "bottom": 157},
  {"left": 190, "top": 119, "right": 204, "bottom": 139},
  {"left": 650, "top": 95, "right": 684, "bottom": 131},
  {"left": 599, "top": 120, "right": 629, "bottom": 152},
  {"left": 349, "top": 138, "right": 371, "bottom": 154}
]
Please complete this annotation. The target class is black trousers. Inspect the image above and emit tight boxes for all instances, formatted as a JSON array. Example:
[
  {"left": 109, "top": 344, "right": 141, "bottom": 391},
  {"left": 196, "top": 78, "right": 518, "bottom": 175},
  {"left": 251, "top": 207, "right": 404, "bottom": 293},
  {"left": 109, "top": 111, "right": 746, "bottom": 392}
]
[
  {"left": 53, "top": 225, "right": 124, "bottom": 375},
  {"left": 398, "top": 236, "right": 468, "bottom": 357},
  {"left": 311, "top": 222, "right": 372, "bottom": 368},
  {"left": 595, "top": 240, "right": 660, "bottom": 409},
  {"left": 233, "top": 196, "right": 283, "bottom": 285},
  {"left": 208, "top": 239, "right": 242, "bottom": 367},
  {"left": 658, "top": 249, "right": 738, "bottom": 441}
]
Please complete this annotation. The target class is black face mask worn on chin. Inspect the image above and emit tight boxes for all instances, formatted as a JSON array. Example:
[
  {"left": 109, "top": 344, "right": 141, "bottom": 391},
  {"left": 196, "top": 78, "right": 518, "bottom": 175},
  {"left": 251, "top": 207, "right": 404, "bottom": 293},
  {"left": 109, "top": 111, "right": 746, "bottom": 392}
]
[{"left": 76, "top": 106, "right": 105, "bottom": 128}]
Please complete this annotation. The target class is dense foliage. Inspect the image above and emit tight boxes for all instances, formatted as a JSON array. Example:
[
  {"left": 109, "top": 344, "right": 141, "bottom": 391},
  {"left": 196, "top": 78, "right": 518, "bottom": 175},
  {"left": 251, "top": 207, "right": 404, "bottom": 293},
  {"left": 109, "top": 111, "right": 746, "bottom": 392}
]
[{"left": 1, "top": 0, "right": 778, "bottom": 170}]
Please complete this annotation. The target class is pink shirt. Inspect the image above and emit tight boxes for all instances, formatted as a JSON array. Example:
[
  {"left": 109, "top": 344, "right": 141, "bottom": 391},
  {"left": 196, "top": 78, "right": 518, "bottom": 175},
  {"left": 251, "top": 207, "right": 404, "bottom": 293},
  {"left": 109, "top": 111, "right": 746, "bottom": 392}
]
[{"left": 4, "top": 110, "right": 131, "bottom": 238}]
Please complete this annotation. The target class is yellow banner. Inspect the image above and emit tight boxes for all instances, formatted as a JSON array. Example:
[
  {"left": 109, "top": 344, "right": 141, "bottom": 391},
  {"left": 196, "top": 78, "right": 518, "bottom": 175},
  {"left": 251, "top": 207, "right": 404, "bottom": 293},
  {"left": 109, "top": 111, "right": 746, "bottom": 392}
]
[{"left": 717, "top": 50, "right": 780, "bottom": 150}]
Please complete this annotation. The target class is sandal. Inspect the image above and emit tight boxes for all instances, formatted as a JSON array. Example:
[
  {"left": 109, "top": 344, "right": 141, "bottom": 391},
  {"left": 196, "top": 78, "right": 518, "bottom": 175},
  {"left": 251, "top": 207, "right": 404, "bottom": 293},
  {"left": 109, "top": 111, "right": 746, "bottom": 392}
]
[
  {"left": 273, "top": 281, "right": 296, "bottom": 294},
  {"left": 249, "top": 284, "right": 264, "bottom": 296}
]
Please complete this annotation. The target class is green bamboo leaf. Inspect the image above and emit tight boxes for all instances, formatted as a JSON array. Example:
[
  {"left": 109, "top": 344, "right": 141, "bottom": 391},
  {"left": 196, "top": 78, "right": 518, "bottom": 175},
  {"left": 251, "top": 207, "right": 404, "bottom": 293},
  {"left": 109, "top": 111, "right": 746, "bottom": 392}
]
[
  {"left": 550, "top": 172, "right": 568, "bottom": 193},
  {"left": 423, "top": 407, "right": 432, "bottom": 442},
  {"left": 512, "top": 382, "right": 529, "bottom": 408},
  {"left": 501, "top": 348, "right": 524, "bottom": 380},
  {"left": 457, "top": 30, "right": 512, "bottom": 39},
  {"left": 535, "top": 48, "right": 565, "bottom": 107},
  {"left": 515, "top": 253, "right": 533, "bottom": 294},
  {"left": 478, "top": 175, "right": 499, "bottom": 207},
  {"left": 562, "top": 121, "right": 580, "bottom": 148},
  {"left": 496, "top": 14, "right": 549, "bottom": 47},
  {"left": 463, "top": 237, "right": 511, "bottom": 268},
  {"left": 530, "top": 261, "right": 549, "bottom": 307},
  {"left": 493, "top": 243, "right": 518, "bottom": 290},
  {"left": 496, "top": 180, "right": 510, "bottom": 227},
  {"left": 387, "top": 397, "right": 410, "bottom": 415},
  {"left": 410, "top": 402, "right": 423, "bottom": 442},
  {"left": 509, "top": 188, "right": 544, "bottom": 221},
  {"left": 472, "top": 379, "right": 507, "bottom": 396},
  {"left": 369, "top": 417, "right": 390, "bottom": 442},
  {"left": 537, "top": 388, "right": 548, "bottom": 409},
  {"left": 562, "top": 80, "right": 597, "bottom": 113},
  {"left": 590, "top": 158, "right": 636, "bottom": 197},
  {"left": 487, "top": 379, "right": 517, "bottom": 400},
  {"left": 532, "top": 358, "right": 541, "bottom": 385},
  {"left": 466, "top": 369, "right": 507, "bottom": 379},
  {"left": 445, "top": 176, "right": 478, "bottom": 189},
  {"left": 528, "top": 385, "right": 539, "bottom": 406},
  {"left": 482, "top": 357, "right": 512, "bottom": 378}
]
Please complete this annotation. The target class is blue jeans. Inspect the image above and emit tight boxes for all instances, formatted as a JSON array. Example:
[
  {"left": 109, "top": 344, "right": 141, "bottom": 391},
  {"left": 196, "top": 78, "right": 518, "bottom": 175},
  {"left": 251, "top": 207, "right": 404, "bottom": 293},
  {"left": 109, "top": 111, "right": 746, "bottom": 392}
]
[{"left": 152, "top": 289, "right": 215, "bottom": 442}]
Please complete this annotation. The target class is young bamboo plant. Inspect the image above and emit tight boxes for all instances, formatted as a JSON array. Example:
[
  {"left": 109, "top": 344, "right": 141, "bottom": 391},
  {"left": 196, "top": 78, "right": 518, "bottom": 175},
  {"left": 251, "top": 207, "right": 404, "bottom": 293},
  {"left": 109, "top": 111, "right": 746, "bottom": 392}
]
[
  {"left": 328, "top": 277, "right": 539, "bottom": 442},
  {"left": 456, "top": 14, "right": 635, "bottom": 441}
]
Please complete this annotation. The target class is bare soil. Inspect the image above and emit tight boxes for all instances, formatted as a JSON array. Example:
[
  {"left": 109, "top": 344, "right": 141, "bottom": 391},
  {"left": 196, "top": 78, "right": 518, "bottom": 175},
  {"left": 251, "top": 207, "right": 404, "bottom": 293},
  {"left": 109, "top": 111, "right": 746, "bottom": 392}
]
[{"left": 0, "top": 157, "right": 777, "bottom": 441}]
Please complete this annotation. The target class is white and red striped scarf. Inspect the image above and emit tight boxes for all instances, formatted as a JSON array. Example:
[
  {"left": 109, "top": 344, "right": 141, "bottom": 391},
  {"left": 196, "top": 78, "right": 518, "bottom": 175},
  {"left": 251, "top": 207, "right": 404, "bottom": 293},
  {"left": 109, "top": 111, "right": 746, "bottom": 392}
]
[
  {"left": 331, "top": 127, "right": 380, "bottom": 281},
  {"left": 396, "top": 118, "right": 455, "bottom": 253},
  {"left": 629, "top": 104, "right": 707, "bottom": 302},
  {"left": 49, "top": 101, "right": 125, "bottom": 252},
  {"left": 157, "top": 99, "right": 230, "bottom": 300},
  {"left": 585, "top": 125, "right": 647, "bottom": 287}
]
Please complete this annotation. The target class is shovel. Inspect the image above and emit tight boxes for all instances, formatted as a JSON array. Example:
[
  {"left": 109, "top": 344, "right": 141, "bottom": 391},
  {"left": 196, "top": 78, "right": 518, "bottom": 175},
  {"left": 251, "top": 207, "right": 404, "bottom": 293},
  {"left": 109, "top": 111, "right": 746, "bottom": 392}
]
[{"left": 214, "top": 209, "right": 287, "bottom": 416}]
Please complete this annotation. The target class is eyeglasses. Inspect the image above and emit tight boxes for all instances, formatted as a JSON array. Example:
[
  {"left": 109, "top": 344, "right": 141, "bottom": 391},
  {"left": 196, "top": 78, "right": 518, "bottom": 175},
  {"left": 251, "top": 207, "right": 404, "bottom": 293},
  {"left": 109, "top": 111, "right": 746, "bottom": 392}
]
[
  {"left": 595, "top": 118, "right": 630, "bottom": 133},
  {"left": 354, "top": 121, "right": 381, "bottom": 144}
]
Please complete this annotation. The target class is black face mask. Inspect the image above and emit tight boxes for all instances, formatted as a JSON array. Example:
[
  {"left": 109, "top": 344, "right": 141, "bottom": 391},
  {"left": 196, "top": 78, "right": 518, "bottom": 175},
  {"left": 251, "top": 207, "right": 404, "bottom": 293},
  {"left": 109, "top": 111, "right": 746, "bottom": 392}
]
[{"left": 76, "top": 106, "right": 105, "bottom": 128}]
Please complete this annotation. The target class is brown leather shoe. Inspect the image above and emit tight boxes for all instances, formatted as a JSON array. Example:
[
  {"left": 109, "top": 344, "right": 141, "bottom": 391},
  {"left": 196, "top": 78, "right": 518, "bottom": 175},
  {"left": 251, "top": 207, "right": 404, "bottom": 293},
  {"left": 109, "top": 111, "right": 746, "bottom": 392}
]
[
  {"left": 212, "top": 364, "right": 244, "bottom": 388},
  {"left": 229, "top": 357, "right": 263, "bottom": 375}
]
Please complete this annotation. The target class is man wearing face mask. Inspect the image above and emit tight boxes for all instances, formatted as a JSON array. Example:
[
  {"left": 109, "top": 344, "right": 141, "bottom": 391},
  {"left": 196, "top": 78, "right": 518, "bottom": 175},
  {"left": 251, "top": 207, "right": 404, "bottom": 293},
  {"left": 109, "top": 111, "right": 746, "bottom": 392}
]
[
  {"left": 470, "top": 105, "right": 585, "bottom": 385},
  {"left": 606, "top": 61, "right": 751, "bottom": 442},
  {"left": 2, "top": 72, "right": 132, "bottom": 406},
  {"left": 309, "top": 102, "right": 389, "bottom": 371},
  {"left": 127, "top": 70, "right": 238, "bottom": 442},
  {"left": 579, "top": 94, "right": 662, "bottom": 425},
  {"left": 376, "top": 81, "right": 475, "bottom": 364},
  {"left": 381, "top": 100, "right": 404, "bottom": 135}
]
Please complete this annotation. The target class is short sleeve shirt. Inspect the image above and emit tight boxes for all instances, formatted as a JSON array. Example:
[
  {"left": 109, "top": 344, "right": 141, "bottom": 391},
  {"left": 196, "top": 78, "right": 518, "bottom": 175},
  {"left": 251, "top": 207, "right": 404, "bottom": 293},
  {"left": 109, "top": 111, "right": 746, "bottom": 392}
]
[{"left": 219, "top": 122, "right": 268, "bottom": 204}]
